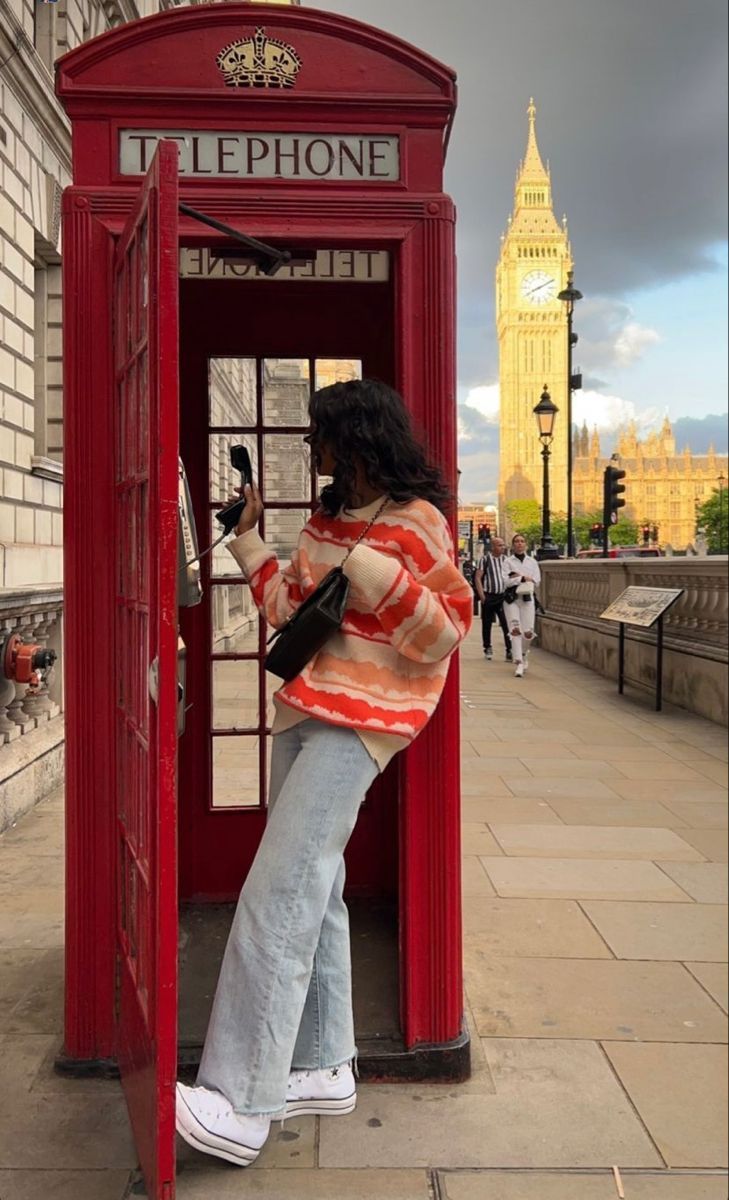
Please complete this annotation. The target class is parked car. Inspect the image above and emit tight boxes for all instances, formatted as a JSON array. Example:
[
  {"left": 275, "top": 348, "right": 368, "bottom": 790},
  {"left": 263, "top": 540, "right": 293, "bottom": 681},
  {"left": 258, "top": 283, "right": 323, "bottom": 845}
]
[{"left": 576, "top": 545, "right": 664, "bottom": 559}]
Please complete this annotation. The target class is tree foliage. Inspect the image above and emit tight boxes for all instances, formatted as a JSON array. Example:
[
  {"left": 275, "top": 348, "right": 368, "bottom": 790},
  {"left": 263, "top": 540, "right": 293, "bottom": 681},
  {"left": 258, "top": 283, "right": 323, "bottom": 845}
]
[
  {"left": 697, "top": 487, "right": 729, "bottom": 554},
  {"left": 504, "top": 501, "right": 638, "bottom": 551}
]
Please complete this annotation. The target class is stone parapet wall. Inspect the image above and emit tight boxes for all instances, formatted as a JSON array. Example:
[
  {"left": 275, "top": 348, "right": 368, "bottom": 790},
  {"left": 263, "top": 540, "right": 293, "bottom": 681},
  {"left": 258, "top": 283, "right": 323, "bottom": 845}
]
[{"left": 538, "top": 558, "right": 728, "bottom": 725}]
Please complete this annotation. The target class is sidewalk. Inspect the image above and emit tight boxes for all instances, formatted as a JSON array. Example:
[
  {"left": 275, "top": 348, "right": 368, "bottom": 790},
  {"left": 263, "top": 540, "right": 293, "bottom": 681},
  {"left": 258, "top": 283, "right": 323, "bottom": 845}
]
[{"left": 0, "top": 629, "right": 727, "bottom": 1199}]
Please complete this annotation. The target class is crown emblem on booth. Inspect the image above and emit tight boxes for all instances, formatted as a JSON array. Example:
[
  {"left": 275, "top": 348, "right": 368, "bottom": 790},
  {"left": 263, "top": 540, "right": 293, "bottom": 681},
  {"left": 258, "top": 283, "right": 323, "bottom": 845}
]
[{"left": 216, "top": 27, "right": 302, "bottom": 88}]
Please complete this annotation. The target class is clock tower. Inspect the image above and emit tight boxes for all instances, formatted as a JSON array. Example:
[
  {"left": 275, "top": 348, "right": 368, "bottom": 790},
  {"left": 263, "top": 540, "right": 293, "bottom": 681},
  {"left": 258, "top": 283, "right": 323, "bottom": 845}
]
[{"left": 497, "top": 100, "right": 572, "bottom": 525}]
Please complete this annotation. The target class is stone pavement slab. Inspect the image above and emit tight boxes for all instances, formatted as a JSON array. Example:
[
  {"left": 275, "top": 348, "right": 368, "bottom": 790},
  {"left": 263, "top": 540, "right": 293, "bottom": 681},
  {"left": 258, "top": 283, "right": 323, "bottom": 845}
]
[
  {"left": 660, "top": 801, "right": 728, "bottom": 829},
  {"left": 318, "top": 1040, "right": 660, "bottom": 1169},
  {"left": 0, "top": 1170, "right": 131, "bottom": 1200},
  {"left": 461, "top": 824, "right": 505, "bottom": 855},
  {"left": 175, "top": 1167, "right": 432, "bottom": 1198},
  {"left": 613, "top": 762, "right": 714, "bottom": 782},
  {"left": 471, "top": 741, "right": 579, "bottom": 759},
  {"left": 674, "top": 829, "right": 729, "bottom": 861},
  {"left": 519, "top": 758, "right": 619, "bottom": 778},
  {"left": 547, "top": 798, "right": 689, "bottom": 828},
  {"left": 488, "top": 825, "right": 703, "bottom": 861},
  {"left": 610, "top": 784, "right": 727, "bottom": 808},
  {"left": 463, "top": 897, "right": 612, "bottom": 958},
  {"left": 479, "top": 857, "right": 691, "bottom": 901},
  {"left": 685, "top": 962, "right": 728, "bottom": 1012},
  {"left": 660, "top": 740, "right": 729, "bottom": 762},
  {"left": 461, "top": 798, "right": 562, "bottom": 824},
  {"left": 656, "top": 862, "right": 728, "bottom": 903},
  {"left": 502, "top": 777, "right": 622, "bottom": 800},
  {"left": 461, "top": 855, "right": 497, "bottom": 896},
  {"left": 466, "top": 958, "right": 728, "bottom": 1041},
  {"left": 691, "top": 760, "right": 729, "bottom": 786},
  {"left": 438, "top": 1172, "right": 729, "bottom": 1199},
  {"left": 604, "top": 1043, "right": 729, "bottom": 1168},
  {"left": 580, "top": 901, "right": 728, "bottom": 962}
]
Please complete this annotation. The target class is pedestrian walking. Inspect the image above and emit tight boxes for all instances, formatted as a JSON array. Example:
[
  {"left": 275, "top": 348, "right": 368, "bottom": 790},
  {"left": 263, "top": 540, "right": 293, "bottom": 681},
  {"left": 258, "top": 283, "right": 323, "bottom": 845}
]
[
  {"left": 503, "top": 532, "right": 541, "bottom": 679},
  {"left": 474, "top": 536, "right": 513, "bottom": 661},
  {"left": 175, "top": 378, "right": 473, "bottom": 1166}
]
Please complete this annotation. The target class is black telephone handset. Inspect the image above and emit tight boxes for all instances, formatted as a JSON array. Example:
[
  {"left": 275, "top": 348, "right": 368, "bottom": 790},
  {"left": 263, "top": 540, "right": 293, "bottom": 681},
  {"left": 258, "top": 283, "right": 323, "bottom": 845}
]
[{"left": 215, "top": 445, "right": 254, "bottom": 536}]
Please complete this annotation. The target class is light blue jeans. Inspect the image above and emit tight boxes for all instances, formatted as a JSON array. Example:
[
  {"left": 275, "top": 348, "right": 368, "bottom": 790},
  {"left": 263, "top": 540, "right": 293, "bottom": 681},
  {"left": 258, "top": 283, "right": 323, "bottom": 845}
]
[{"left": 197, "top": 718, "right": 380, "bottom": 1115}]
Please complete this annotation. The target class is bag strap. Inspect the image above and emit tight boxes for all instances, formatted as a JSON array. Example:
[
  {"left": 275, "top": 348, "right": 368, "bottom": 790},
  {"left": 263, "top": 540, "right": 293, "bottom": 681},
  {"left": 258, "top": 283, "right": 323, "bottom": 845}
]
[{"left": 340, "top": 497, "right": 390, "bottom": 567}]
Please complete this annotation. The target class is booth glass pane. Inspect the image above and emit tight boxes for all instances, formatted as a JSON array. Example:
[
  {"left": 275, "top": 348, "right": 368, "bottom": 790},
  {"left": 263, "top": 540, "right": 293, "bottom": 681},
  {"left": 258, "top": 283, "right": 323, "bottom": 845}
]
[
  {"left": 263, "top": 358, "right": 310, "bottom": 426},
  {"left": 266, "top": 508, "right": 308, "bottom": 562},
  {"left": 209, "top": 433, "right": 258, "bottom": 504},
  {"left": 263, "top": 435, "right": 309, "bottom": 503},
  {"left": 314, "top": 358, "right": 362, "bottom": 390},
  {"left": 210, "top": 537, "right": 248, "bottom": 578},
  {"left": 211, "top": 582, "right": 259, "bottom": 653},
  {"left": 212, "top": 660, "right": 259, "bottom": 730},
  {"left": 209, "top": 357, "right": 257, "bottom": 428},
  {"left": 212, "top": 735, "right": 260, "bottom": 808}
]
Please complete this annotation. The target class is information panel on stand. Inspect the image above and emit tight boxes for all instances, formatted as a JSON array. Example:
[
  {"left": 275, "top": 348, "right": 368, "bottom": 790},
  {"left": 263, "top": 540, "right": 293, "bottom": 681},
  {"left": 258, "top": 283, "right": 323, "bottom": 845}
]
[{"left": 600, "top": 586, "right": 684, "bottom": 628}]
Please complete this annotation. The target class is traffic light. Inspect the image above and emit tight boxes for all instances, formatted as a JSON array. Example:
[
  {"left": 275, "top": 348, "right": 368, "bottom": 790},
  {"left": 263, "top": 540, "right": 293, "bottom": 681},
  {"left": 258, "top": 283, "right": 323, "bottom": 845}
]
[
  {"left": 478, "top": 523, "right": 491, "bottom": 545},
  {"left": 603, "top": 465, "right": 627, "bottom": 527},
  {"left": 589, "top": 523, "right": 603, "bottom": 544},
  {"left": 642, "top": 524, "right": 651, "bottom": 545}
]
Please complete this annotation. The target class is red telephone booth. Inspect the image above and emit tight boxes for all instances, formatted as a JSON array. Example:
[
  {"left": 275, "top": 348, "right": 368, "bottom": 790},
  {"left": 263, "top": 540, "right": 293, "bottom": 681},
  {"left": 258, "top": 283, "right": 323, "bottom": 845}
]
[{"left": 56, "top": 6, "right": 465, "bottom": 1195}]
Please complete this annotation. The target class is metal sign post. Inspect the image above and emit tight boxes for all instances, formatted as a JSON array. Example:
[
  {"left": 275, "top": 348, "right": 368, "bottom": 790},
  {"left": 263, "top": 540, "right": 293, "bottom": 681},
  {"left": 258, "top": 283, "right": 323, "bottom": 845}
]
[{"left": 602, "top": 586, "right": 683, "bottom": 712}]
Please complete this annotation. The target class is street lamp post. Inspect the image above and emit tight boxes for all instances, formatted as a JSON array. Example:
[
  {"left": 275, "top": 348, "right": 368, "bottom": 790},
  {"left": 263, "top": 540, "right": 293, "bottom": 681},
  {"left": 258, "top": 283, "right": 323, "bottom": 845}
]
[
  {"left": 533, "top": 385, "right": 560, "bottom": 561},
  {"left": 557, "top": 269, "right": 583, "bottom": 557}
]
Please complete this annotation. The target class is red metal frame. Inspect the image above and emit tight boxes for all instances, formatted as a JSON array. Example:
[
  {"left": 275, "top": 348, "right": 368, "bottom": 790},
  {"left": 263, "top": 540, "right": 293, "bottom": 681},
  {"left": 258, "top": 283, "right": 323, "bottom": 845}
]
[
  {"left": 112, "top": 141, "right": 179, "bottom": 1200},
  {"left": 58, "top": 8, "right": 462, "bottom": 1195}
]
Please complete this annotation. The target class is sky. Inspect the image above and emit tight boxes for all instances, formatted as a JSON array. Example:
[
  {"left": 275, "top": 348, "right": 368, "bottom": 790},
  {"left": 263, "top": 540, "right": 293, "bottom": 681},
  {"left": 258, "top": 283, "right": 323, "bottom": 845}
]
[{"left": 312, "top": 0, "right": 728, "bottom": 503}]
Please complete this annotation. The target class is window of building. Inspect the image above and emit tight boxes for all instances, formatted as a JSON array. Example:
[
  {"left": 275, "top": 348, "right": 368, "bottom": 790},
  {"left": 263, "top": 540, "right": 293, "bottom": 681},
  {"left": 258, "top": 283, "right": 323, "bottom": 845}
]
[
  {"left": 33, "top": 253, "right": 63, "bottom": 462},
  {"left": 670, "top": 483, "right": 681, "bottom": 496},
  {"left": 670, "top": 502, "right": 680, "bottom": 518},
  {"left": 33, "top": 0, "right": 58, "bottom": 73}
]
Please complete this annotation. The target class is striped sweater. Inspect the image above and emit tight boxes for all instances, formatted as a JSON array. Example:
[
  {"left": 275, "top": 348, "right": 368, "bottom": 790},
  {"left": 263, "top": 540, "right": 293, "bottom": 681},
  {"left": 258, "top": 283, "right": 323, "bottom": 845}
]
[{"left": 226, "top": 495, "right": 474, "bottom": 769}]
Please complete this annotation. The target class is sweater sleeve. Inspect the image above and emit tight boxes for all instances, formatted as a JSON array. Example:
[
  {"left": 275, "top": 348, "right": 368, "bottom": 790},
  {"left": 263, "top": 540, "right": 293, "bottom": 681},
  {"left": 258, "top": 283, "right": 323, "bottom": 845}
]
[
  {"left": 226, "top": 529, "right": 304, "bottom": 629},
  {"left": 527, "top": 556, "right": 542, "bottom": 586},
  {"left": 342, "top": 512, "right": 474, "bottom": 664}
]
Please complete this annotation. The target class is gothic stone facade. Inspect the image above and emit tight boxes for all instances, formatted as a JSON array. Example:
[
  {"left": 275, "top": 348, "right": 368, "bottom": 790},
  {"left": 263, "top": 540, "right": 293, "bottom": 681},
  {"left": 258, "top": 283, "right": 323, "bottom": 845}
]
[{"left": 573, "top": 417, "right": 728, "bottom": 550}]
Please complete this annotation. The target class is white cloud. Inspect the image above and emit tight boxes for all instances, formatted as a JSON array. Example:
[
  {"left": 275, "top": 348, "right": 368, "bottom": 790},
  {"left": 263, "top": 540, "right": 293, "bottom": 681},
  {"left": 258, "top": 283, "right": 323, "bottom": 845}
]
[
  {"left": 462, "top": 382, "right": 500, "bottom": 423},
  {"left": 613, "top": 321, "right": 662, "bottom": 366},
  {"left": 573, "top": 389, "right": 662, "bottom": 435},
  {"left": 578, "top": 298, "right": 662, "bottom": 373}
]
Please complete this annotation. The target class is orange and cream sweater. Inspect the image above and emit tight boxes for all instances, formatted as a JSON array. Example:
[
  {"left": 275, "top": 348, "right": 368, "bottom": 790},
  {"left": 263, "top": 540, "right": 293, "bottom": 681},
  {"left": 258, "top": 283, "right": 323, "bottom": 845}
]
[{"left": 226, "top": 496, "right": 473, "bottom": 770}]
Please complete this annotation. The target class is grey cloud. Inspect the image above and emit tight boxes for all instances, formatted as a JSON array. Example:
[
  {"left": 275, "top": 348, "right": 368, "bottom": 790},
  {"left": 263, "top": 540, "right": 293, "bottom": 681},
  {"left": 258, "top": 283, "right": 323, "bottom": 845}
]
[
  {"left": 312, "top": 0, "right": 727, "bottom": 391},
  {"left": 673, "top": 414, "right": 729, "bottom": 454}
]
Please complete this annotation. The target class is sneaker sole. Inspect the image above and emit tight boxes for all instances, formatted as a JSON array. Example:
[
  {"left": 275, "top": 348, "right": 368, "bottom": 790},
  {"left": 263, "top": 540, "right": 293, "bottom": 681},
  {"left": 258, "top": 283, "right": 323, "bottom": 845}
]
[
  {"left": 175, "top": 1091, "right": 261, "bottom": 1166},
  {"left": 285, "top": 1093, "right": 357, "bottom": 1119}
]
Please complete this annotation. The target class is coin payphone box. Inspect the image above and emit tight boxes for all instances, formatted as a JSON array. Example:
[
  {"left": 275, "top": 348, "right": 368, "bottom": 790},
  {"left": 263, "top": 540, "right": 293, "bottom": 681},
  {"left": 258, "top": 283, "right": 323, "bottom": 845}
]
[{"left": 57, "top": 7, "right": 464, "bottom": 1195}]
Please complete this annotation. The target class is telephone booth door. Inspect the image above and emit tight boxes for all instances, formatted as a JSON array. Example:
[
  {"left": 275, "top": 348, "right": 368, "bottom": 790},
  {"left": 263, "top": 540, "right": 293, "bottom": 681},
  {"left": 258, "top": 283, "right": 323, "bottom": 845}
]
[{"left": 112, "top": 142, "right": 180, "bottom": 1200}]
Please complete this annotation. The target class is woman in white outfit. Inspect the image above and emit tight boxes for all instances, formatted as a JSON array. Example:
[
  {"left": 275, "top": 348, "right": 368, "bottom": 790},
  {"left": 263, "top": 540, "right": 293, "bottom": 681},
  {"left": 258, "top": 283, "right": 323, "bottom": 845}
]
[{"left": 502, "top": 533, "right": 541, "bottom": 678}]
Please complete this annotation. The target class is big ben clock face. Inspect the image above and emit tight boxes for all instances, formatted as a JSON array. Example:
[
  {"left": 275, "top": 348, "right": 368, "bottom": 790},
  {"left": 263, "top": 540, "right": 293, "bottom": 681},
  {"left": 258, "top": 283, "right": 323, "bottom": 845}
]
[{"left": 521, "top": 269, "right": 557, "bottom": 305}]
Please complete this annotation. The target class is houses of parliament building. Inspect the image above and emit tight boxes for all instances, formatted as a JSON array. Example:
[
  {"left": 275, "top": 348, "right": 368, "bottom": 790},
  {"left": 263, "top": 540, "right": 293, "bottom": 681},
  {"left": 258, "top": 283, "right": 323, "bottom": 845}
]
[{"left": 496, "top": 102, "right": 727, "bottom": 549}]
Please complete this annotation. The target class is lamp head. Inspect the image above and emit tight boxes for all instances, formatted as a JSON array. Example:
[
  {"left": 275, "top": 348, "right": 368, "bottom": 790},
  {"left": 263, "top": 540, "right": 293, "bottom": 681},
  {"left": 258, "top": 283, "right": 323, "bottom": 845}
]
[{"left": 533, "top": 385, "right": 558, "bottom": 442}]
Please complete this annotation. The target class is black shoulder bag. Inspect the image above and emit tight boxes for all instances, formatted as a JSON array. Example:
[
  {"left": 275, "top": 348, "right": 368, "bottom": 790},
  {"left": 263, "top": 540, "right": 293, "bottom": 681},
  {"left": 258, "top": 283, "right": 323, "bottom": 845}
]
[{"left": 264, "top": 498, "right": 389, "bottom": 682}]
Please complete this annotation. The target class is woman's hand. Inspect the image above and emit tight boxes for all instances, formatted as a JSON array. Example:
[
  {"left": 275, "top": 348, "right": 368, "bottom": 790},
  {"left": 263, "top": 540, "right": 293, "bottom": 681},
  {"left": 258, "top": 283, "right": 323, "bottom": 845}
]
[{"left": 230, "top": 483, "right": 263, "bottom": 536}]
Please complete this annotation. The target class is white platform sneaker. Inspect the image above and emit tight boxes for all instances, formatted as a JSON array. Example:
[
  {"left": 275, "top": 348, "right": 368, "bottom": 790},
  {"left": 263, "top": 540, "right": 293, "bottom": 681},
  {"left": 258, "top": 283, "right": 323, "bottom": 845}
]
[
  {"left": 514, "top": 662, "right": 524, "bottom": 678},
  {"left": 175, "top": 1082, "right": 271, "bottom": 1166},
  {"left": 285, "top": 1063, "right": 357, "bottom": 1118}
]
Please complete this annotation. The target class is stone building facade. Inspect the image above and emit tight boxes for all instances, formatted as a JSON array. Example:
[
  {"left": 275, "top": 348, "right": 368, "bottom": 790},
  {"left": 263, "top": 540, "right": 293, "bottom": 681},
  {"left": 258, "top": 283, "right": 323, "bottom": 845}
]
[
  {"left": 572, "top": 416, "right": 728, "bottom": 549},
  {"left": 0, "top": 0, "right": 300, "bottom": 828}
]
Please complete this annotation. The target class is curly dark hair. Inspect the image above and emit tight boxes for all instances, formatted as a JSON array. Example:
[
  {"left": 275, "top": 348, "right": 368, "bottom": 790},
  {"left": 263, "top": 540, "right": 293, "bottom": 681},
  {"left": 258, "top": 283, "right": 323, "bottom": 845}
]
[{"left": 308, "top": 379, "right": 452, "bottom": 516}]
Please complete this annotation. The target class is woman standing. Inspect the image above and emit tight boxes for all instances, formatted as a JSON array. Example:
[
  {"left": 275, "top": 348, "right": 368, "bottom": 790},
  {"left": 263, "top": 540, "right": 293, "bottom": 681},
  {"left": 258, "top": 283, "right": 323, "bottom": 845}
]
[
  {"left": 503, "top": 532, "right": 541, "bottom": 678},
  {"left": 175, "top": 379, "right": 473, "bottom": 1166}
]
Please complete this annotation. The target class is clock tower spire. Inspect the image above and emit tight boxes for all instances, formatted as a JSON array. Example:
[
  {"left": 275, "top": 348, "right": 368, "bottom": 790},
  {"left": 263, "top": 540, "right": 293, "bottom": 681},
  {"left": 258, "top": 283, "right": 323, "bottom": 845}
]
[{"left": 496, "top": 100, "right": 572, "bottom": 528}]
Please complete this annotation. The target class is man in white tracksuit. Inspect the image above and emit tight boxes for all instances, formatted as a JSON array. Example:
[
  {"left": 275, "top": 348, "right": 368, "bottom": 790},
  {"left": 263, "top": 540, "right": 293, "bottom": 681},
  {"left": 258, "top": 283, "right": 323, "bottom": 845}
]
[{"left": 502, "top": 533, "right": 541, "bottom": 678}]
